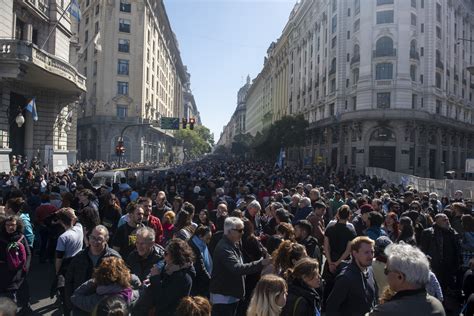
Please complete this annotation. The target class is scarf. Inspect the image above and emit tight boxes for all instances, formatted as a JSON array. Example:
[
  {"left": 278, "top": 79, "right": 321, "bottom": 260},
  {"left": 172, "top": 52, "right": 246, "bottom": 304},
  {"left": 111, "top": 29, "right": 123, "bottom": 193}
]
[{"left": 192, "top": 235, "right": 212, "bottom": 274}]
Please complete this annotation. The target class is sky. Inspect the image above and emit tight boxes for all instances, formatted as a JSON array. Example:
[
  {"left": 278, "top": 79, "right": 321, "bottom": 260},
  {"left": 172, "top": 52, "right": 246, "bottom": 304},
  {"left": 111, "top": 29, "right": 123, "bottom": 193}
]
[{"left": 164, "top": 0, "right": 297, "bottom": 143}]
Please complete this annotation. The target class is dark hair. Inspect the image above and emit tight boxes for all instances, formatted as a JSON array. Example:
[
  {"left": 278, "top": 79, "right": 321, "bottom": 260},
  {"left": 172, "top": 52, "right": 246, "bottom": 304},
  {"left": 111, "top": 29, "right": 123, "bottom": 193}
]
[
  {"left": 276, "top": 222, "right": 295, "bottom": 241},
  {"left": 294, "top": 220, "right": 312, "bottom": 236},
  {"left": 275, "top": 208, "right": 291, "bottom": 223},
  {"left": 5, "top": 197, "right": 25, "bottom": 214},
  {"left": 94, "top": 295, "right": 129, "bottom": 316},
  {"left": 182, "top": 202, "right": 195, "bottom": 215},
  {"left": 0, "top": 297, "right": 16, "bottom": 316},
  {"left": 194, "top": 225, "right": 211, "bottom": 238},
  {"left": 397, "top": 216, "right": 415, "bottom": 242},
  {"left": 175, "top": 210, "right": 192, "bottom": 231},
  {"left": 0, "top": 215, "right": 24, "bottom": 235},
  {"left": 462, "top": 215, "right": 474, "bottom": 232},
  {"left": 368, "top": 211, "right": 384, "bottom": 228},
  {"left": 198, "top": 209, "right": 211, "bottom": 226},
  {"left": 337, "top": 205, "right": 351, "bottom": 220},
  {"left": 176, "top": 296, "right": 211, "bottom": 316},
  {"left": 284, "top": 257, "right": 319, "bottom": 283},
  {"left": 166, "top": 239, "right": 195, "bottom": 266},
  {"left": 79, "top": 189, "right": 96, "bottom": 200}
]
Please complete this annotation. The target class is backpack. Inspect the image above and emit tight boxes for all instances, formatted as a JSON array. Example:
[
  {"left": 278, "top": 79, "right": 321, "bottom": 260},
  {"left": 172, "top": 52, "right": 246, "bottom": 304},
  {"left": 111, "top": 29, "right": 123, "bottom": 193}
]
[{"left": 5, "top": 235, "right": 27, "bottom": 271}]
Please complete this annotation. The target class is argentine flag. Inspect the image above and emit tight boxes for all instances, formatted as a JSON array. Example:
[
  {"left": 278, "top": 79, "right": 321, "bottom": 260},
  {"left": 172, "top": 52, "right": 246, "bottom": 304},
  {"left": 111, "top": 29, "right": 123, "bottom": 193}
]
[
  {"left": 25, "top": 98, "right": 38, "bottom": 121},
  {"left": 68, "top": 0, "right": 81, "bottom": 21}
]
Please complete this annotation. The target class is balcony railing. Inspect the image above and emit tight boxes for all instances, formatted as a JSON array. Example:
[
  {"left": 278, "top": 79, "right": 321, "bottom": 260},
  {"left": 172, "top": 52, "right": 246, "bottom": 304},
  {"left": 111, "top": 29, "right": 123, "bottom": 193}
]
[
  {"left": 329, "top": 67, "right": 336, "bottom": 76},
  {"left": 409, "top": 50, "right": 420, "bottom": 60},
  {"left": 436, "top": 60, "right": 444, "bottom": 70},
  {"left": 0, "top": 39, "right": 86, "bottom": 91},
  {"left": 350, "top": 55, "right": 360, "bottom": 65},
  {"left": 373, "top": 48, "right": 397, "bottom": 58}
]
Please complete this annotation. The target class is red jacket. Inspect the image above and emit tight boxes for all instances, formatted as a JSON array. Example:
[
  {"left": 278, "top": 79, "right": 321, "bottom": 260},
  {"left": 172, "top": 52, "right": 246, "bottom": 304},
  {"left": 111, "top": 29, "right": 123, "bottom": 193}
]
[{"left": 146, "top": 215, "right": 163, "bottom": 243}]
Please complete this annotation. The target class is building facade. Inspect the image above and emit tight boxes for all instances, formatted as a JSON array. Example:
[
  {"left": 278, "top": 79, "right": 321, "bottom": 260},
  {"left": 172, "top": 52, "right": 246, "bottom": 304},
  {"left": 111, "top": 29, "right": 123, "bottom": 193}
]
[
  {"left": 76, "top": 0, "right": 190, "bottom": 163},
  {"left": 0, "top": 0, "right": 86, "bottom": 173}
]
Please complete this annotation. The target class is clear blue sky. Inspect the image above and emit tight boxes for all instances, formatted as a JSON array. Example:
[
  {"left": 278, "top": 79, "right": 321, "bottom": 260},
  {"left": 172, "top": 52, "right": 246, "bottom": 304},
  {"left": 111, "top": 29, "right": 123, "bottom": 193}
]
[{"left": 164, "top": 0, "right": 296, "bottom": 143}]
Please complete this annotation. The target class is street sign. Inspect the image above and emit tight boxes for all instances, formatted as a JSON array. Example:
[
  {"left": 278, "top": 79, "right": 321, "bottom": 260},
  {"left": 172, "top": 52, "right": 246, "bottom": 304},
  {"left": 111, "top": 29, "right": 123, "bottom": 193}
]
[{"left": 160, "top": 117, "right": 179, "bottom": 130}]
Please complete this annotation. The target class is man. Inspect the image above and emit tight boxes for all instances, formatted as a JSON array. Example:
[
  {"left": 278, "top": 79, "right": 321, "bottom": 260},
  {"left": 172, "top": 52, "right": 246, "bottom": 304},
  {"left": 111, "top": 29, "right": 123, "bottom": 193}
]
[
  {"left": 420, "top": 213, "right": 460, "bottom": 291},
  {"left": 371, "top": 198, "right": 383, "bottom": 214},
  {"left": 112, "top": 203, "right": 145, "bottom": 258},
  {"left": 152, "top": 191, "right": 171, "bottom": 220},
  {"left": 139, "top": 197, "right": 163, "bottom": 243},
  {"left": 329, "top": 191, "right": 344, "bottom": 220},
  {"left": 295, "top": 219, "right": 321, "bottom": 261},
  {"left": 65, "top": 226, "right": 120, "bottom": 312},
  {"left": 450, "top": 202, "right": 467, "bottom": 234},
  {"left": 307, "top": 201, "right": 326, "bottom": 244},
  {"left": 288, "top": 193, "right": 301, "bottom": 215},
  {"left": 126, "top": 226, "right": 165, "bottom": 281},
  {"left": 293, "top": 197, "right": 313, "bottom": 223},
  {"left": 34, "top": 194, "right": 58, "bottom": 262},
  {"left": 210, "top": 217, "right": 271, "bottom": 316},
  {"left": 326, "top": 236, "right": 377, "bottom": 316},
  {"left": 352, "top": 204, "right": 373, "bottom": 236},
  {"left": 77, "top": 189, "right": 98, "bottom": 212},
  {"left": 454, "top": 190, "right": 464, "bottom": 202},
  {"left": 244, "top": 200, "right": 262, "bottom": 235},
  {"left": 368, "top": 243, "right": 445, "bottom": 316}
]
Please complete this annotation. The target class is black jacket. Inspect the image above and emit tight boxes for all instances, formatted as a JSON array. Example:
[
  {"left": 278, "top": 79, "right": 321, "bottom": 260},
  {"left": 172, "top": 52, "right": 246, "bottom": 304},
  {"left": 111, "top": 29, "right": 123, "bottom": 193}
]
[
  {"left": 281, "top": 279, "right": 321, "bottom": 316},
  {"left": 134, "top": 265, "right": 196, "bottom": 316},
  {"left": 326, "top": 260, "right": 377, "bottom": 316},
  {"left": 210, "top": 235, "right": 263, "bottom": 299},
  {"left": 126, "top": 244, "right": 165, "bottom": 281},
  {"left": 420, "top": 225, "right": 460, "bottom": 275},
  {"left": 65, "top": 246, "right": 120, "bottom": 309},
  {"left": 188, "top": 239, "right": 211, "bottom": 297}
]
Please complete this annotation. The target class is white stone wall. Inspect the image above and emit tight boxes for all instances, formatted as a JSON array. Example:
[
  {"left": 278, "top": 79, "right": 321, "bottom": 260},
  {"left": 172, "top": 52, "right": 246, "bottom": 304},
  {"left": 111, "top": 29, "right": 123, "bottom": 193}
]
[{"left": 0, "top": 0, "right": 13, "bottom": 39}]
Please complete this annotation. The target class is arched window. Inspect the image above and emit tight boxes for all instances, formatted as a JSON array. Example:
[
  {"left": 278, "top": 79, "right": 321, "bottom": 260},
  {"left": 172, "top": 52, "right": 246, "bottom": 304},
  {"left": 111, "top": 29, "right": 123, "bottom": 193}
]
[
  {"left": 375, "top": 36, "right": 395, "bottom": 57},
  {"left": 330, "top": 58, "right": 337, "bottom": 74},
  {"left": 354, "top": 44, "right": 360, "bottom": 57},
  {"left": 370, "top": 127, "right": 396, "bottom": 142},
  {"left": 409, "top": 40, "right": 418, "bottom": 59}
]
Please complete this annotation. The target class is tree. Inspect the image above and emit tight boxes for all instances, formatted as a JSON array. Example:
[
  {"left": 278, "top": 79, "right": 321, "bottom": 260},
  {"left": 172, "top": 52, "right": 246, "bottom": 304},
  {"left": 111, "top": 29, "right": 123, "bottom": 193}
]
[
  {"left": 231, "top": 133, "right": 253, "bottom": 157},
  {"left": 174, "top": 125, "right": 213, "bottom": 159}
]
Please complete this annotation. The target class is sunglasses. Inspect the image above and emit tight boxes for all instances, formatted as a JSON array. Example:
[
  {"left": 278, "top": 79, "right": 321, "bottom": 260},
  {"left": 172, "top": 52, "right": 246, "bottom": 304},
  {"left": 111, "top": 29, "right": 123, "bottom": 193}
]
[{"left": 233, "top": 228, "right": 244, "bottom": 234}]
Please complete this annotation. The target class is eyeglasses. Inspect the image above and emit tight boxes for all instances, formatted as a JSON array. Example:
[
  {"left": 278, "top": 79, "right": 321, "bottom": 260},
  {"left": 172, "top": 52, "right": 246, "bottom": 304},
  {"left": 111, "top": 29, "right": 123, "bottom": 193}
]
[
  {"left": 232, "top": 228, "right": 244, "bottom": 234},
  {"left": 88, "top": 235, "right": 105, "bottom": 243},
  {"left": 383, "top": 268, "right": 393, "bottom": 275}
]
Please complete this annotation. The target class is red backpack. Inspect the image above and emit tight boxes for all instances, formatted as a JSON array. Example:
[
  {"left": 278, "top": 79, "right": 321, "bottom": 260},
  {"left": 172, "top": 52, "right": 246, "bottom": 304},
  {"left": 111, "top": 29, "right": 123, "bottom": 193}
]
[{"left": 5, "top": 235, "right": 27, "bottom": 271}]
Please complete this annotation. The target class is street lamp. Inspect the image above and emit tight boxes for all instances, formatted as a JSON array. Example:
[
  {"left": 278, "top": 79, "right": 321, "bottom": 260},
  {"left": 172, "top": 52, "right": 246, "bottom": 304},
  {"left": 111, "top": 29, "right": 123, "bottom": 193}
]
[{"left": 15, "top": 112, "right": 25, "bottom": 128}]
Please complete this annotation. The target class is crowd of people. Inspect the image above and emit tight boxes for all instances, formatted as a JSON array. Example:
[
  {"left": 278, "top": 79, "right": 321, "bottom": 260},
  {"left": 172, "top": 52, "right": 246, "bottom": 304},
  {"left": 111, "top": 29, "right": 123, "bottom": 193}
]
[{"left": 0, "top": 157, "right": 473, "bottom": 316}]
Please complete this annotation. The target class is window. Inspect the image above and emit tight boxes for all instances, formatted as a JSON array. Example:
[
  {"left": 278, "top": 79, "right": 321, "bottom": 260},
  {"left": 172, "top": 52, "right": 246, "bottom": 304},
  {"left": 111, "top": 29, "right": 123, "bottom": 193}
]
[
  {"left": 354, "top": 19, "right": 360, "bottom": 31},
  {"left": 95, "top": 21, "right": 99, "bottom": 34},
  {"left": 332, "top": 0, "right": 337, "bottom": 12},
  {"left": 375, "top": 36, "right": 394, "bottom": 57},
  {"left": 93, "top": 61, "right": 97, "bottom": 76},
  {"left": 95, "top": 4, "right": 99, "bottom": 15},
  {"left": 420, "top": 74, "right": 423, "bottom": 83},
  {"left": 377, "top": 0, "right": 393, "bottom": 5},
  {"left": 376, "top": 63, "right": 393, "bottom": 79},
  {"left": 421, "top": 23, "right": 424, "bottom": 32},
  {"left": 410, "top": 65, "right": 416, "bottom": 81},
  {"left": 421, "top": 0, "right": 424, "bottom": 8},
  {"left": 376, "top": 10, "right": 394, "bottom": 24},
  {"left": 412, "top": 94, "right": 417, "bottom": 109},
  {"left": 353, "top": 68, "right": 359, "bottom": 83},
  {"left": 330, "top": 79, "right": 336, "bottom": 93},
  {"left": 377, "top": 92, "right": 391, "bottom": 108},
  {"left": 348, "top": 8, "right": 351, "bottom": 16},
  {"left": 119, "top": 19, "right": 131, "bottom": 33},
  {"left": 411, "top": 13, "right": 417, "bottom": 26},
  {"left": 355, "top": 0, "right": 360, "bottom": 14},
  {"left": 85, "top": 16, "right": 89, "bottom": 25},
  {"left": 411, "top": 0, "right": 416, "bottom": 8},
  {"left": 117, "top": 81, "right": 129, "bottom": 95},
  {"left": 117, "top": 59, "right": 129, "bottom": 75},
  {"left": 436, "top": 26, "right": 441, "bottom": 39},
  {"left": 331, "top": 36, "right": 337, "bottom": 48},
  {"left": 436, "top": 73, "right": 442, "bottom": 89},
  {"left": 420, "top": 47, "right": 424, "bottom": 56},
  {"left": 86, "top": 0, "right": 90, "bottom": 6},
  {"left": 118, "top": 39, "right": 130, "bottom": 52},
  {"left": 120, "top": 0, "right": 131, "bottom": 12},
  {"left": 436, "top": 3, "right": 441, "bottom": 22},
  {"left": 117, "top": 106, "right": 128, "bottom": 118},
  {"left": 332, "top": 15, "right": 337, "bottom": 33},
  {"left": 347, "top": 31, "right": 350, "bottom": 39},
  {"left": 353, "top": 96, "right": 357, "bottom": 110},
  {"left": 84, "top": 30, "right": 89, "bottom": 43}
]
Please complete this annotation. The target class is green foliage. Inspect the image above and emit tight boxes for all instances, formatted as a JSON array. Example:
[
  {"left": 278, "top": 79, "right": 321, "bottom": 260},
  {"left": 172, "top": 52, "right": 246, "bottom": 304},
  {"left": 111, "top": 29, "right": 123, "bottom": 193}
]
[
  {"left": 231, "top": 133, "right": 254, "bottom": 156},
  {"left": 175, "top": 125, "right": 213, "bottom": 158},
  {"left": 251, "top": 114, "right": 308, "bottom": 159}
]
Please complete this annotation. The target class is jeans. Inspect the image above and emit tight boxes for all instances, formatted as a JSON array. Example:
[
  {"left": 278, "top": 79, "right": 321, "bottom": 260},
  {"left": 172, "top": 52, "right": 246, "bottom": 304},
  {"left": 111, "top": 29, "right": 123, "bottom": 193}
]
[{"left": 212, "top": 302, "right": 239, "bottom": 316}]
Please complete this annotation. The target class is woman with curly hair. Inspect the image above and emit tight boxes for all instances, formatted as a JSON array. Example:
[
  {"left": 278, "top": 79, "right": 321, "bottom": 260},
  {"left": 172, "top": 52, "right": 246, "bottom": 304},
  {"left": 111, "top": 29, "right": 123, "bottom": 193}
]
[
  {"left": 263, "top": 240, "right": 307, "bottom": 276},
  {"left": 135, "top": 238, "right": 195, "bottom": 316},
  {"left": 70, "top": 257, "right": 140, "bottom": 314},
  {"left": 265, "top": 222, "right": 296, "bottom": 255},
  {"left": 176, "top": 296, "right": 211, "bottom": 316},
  {"left": 383, "top": 212, "right": 400, "bottom": 242},
  {"left": 247, "top": 274, "right": 287, "bottom": 316}
]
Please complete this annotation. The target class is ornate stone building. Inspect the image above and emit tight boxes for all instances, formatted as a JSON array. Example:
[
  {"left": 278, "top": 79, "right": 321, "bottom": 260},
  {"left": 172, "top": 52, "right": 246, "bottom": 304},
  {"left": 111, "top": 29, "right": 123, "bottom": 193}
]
[{"left": 0, "top": 0, "right": 86, "bottom": 172}]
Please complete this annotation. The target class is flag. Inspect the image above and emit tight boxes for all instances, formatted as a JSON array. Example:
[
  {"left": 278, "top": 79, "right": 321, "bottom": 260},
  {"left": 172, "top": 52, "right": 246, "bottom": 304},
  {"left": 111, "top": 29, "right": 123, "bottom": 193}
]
[
  {"left": 93, "top": 31, "right": 102, "bottom": 53},
  {"left": 68, "top": 0, "right": 81, "bottom": 21},
  {"left": 25, "top": 98, "right": 38, "bottom": 121},
  {"left": 276, "top": 148, "right": 285, "bottom": 169}
]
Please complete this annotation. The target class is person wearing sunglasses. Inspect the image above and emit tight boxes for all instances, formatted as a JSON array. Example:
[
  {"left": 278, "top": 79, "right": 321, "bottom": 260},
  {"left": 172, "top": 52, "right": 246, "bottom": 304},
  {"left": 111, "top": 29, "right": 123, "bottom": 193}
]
[
  {"left": 367, "top": 243, "right": 445, "bottom": 316},
  {"left": 209, "top": 217, "right": 272, "bottom": 316}
]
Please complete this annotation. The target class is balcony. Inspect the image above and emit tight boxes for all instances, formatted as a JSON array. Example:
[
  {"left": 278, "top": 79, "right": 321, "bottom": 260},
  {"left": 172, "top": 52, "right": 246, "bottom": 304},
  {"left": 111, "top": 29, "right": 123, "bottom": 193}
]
[
  {"left": 373, "top": 49, "right": 397, "bottom": 58},
  {"left": 409, "top": 50, "right": 420, "bottom": 60},
  {"left": 350, "top": 55, "right": 360, "bottom": 65},
  {"left": 0, "top": 39, "right": 86, "bottom": 93},
  {"left": 329, "top": 67, "right": 336, "bottom": 76},
  {"left": 436, "top": 60, "right": 444, "bottom": 70}
]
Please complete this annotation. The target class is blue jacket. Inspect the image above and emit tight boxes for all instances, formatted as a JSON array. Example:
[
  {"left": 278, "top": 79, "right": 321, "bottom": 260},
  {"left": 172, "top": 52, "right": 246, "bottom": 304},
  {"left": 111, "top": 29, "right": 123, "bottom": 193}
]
[{"left": 20, "top": 213, "right": 34, "bottom": 248}]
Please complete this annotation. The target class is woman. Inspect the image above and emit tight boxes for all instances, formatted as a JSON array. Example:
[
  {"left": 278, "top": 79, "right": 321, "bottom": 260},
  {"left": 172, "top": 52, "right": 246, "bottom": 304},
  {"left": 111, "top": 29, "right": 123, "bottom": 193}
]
[
  {"left": 266, "top": 240, "right": 307, "bottom": 276},
  {"left": 366, "top": 211, "right": 388, "bottom": 241},
  {"left": 161, "top": 211, "right": 175, "bottom": 246},
  {"left": 136, "top": 238, "right": 195, "bottom": 316},
  {"left": 70, "top": 257, "right": 140, "bottom": 313},
  {"left": 176, "top": 296, "right": 211, "bottom": 316},
  {"left": 172, "top": 196, "right": 183, "bottom": 214},
  {"left": 266, "top": 222, "right": 296, "bottom": 255},
  {"left": 396, "top": 216, "right": 417, "bottom": 245},
  {"left": 0, "top": 215, "right": 31, "bottom": 303},
  {"left": 197, "top": 209, "right": 216, "bottom": 233},
  {"left": 383, "top": 212, "right": 399, "bottom": 242},
  {"left": 189, "top": 225, "right": 213, "bottom": 297},
  {"left": 247, "top": 274, "right": 288, "bottom": 316},
  {"left": 174, "top": 210, "right": 195, "bottom": 241},
  {"left": 100, "top": 193, "right": 122, "bottom": 239},
  {"left": 461, "top": 214, "right": 474, "bottom": 268},
  {"left": 372, "top": 236, "right": 392, "bottom": 297},
  {"left": 92, "top": 294, "right": 129, "bottom": 316},
  {"left": 281, "top": 258, "right": 321, "bottom": 316}
]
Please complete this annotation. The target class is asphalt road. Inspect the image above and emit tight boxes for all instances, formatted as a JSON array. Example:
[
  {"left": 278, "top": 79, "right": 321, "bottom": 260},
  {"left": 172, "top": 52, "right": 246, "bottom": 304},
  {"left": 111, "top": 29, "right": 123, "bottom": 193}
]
[{"left": 28, "top": 257, "right": 61, "bottom": 316}]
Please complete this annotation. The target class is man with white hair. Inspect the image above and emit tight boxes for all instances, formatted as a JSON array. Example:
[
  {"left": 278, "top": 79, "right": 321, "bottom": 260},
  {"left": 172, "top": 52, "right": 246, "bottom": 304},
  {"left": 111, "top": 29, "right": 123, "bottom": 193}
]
[
  {"left": 293, "top": 196, "right": 313, "bottom": 223},
  {"left": 368, "top": 243, "right": 445, "bottom": 315},
  {"left": 210, "top": 217, "right": 271, "bottom": 316},
  {"left": 244, "top": 200, "right": 262, "bottom": 235}
]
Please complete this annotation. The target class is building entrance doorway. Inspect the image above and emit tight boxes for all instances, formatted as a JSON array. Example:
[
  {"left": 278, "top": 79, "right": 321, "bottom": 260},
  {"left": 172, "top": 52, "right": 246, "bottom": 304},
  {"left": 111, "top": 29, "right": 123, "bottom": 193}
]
[{"left": 369, "top": 146, "right": 396, "bottom": 171}]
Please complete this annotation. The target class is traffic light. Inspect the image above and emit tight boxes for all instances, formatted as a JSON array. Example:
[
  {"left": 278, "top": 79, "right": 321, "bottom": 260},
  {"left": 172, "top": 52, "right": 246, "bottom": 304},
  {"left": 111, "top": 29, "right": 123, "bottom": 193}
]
[
  {"left": 115, "top": 141, "right": 125, "bottom": 156},
  {"left": 181, "top": 118, "right": 187, "bottom": 129},
  {"left": 189, "top": 117, "right": 195, "bottom": 130}
]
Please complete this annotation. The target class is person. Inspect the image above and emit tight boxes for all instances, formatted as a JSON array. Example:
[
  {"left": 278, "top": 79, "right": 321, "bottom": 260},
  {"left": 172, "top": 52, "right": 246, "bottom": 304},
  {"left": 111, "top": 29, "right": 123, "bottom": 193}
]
[
  {"left": 383, "top": 212, "right": 399, "bottom": 242},
  {"left": 396, "top": 217, "right": 416, "bottom": 245},
  {"left": 176, "top": 296, "right": 211, "bottom": 316},
  {"left": 367, "top": 243, "right": 445, "bottom": 316},
  {"left": 306, "top": 201, "right": 326, "bottom": 245},
  {"left": 294, "top": 220, "right": 320, "bottom": 261},
  {"left": 352, "top": 204, "right": 373, "bottom": 236},
  {"left": 126, "top": 226, "right": 165, "bottom": 282},
  {"left": 326, "top": 236, "right": 377, "bottom": 316},
  {"left": 152, "top": 191, "right": 171, "bottom": 220},
  {"left": 70, "top": 257, "right": 140, "bottom": 314},
  {"left": 91, "top": 295, "right": 129, "bottom": 316},
  {"left": 420, "top": 213, "right": 460, "bottom": 291},
  {"left": 34, "top": 194, "right": 58, "bottom": 262},
  {"left": 209, "top": 217, "right": 271, "bottom": 316},
  {"left": 4, "top": 198, "right": 33, "bottom": 249},
  {"left": 198, "top": 209, "right": 216, "bottom": 233},
  {"left": 281, "top": 257, "right": 321, "bottom": 316},
  {"left": 0, "top": 215, "right": 31, "bottom": 305},
  {"left": 189, "top": 225, "right": 213, "bottom": 297},
  {"left": 372, "top": 236, "right": 392, "bottom": 297},
  {"left": 138, "top": 197, "right": 163, "bottom": 244},
  {"left": 293, "top": 197, "right": 313, "bottom": 224},
  {"left": 267, "top": 240, "right": 307, "bottom": 276},
  {"left": 161, "top": 210, "right": 175, "bottom": 246},
  {"left": 247, "top": 274, "right": 287, "bottom": 316},
  {"left": 134, "top": 238, "right": 196, "bottom": 316},
  {"left": 244, "top": 200, "right": 262, "bottom": 235},
  {"left": 99, "top": 193, "right": 122, "bottom": 239},
  {"left": 112, "top": 203, "right": 145, "bottom": 258},
  {"left": 174, "top": 210, "right": 195, "bottom": 241},
  {"left": 461, "top": 214, "right": 474, "bottom": 269},
  {"left": 65, "top": 225, "right": 121, "bottom": 312},
  {"left": 366, "top": 212, "right": 388, "bottom": 241},
  {"left": 0, "top": 297, "right": 16, "bottom": 316}
]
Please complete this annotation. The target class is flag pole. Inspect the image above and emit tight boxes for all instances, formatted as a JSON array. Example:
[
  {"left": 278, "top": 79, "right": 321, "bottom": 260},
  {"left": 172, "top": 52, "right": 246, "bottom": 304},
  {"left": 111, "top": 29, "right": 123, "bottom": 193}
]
[{"left": 40, "top": 0, "right": 74, "bottom": 50}]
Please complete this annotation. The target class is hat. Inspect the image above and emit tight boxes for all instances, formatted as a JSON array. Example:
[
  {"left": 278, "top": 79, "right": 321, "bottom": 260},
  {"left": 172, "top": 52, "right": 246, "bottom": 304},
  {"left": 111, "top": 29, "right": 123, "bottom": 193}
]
[
  {"left": 360, "top": 204, "right": 374, "bottom": 214},
  {"left": 375, "top": 236, "right": 392, "bottom": 256}
]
